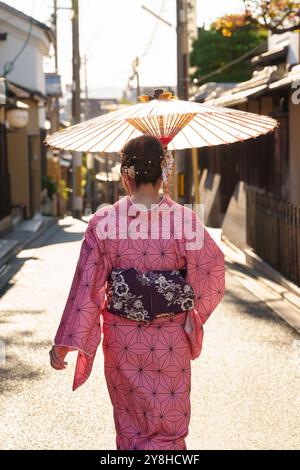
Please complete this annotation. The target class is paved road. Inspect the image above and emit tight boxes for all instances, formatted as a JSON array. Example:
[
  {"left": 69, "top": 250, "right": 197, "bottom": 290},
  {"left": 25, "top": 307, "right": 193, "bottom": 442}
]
[{"left": 0, "top": 217, "right": 299, "bottom": 450}]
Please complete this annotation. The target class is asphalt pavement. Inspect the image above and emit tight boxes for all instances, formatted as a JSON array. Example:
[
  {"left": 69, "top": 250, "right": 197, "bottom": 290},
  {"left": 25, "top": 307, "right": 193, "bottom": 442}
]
[{"left": 0, "top": 216, "right": 299, "bottom": 450}]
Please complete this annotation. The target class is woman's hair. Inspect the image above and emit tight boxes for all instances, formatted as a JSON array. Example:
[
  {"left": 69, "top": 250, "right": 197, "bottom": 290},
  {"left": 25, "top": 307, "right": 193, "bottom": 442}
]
[{"left": 120, "top": 135, "right": 164, "bottom": 187}]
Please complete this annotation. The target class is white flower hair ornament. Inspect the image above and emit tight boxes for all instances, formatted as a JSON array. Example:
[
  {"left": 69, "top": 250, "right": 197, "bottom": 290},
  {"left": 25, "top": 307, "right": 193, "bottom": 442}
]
[
  {"left": 160, "top": 151, "right": 174, "bottom": 183},
  {"left": 121, "top": 164, "right": 136, "bottom": 178},
  {"left": 121, "top": 151, "right": 174, "bottom": 184}
]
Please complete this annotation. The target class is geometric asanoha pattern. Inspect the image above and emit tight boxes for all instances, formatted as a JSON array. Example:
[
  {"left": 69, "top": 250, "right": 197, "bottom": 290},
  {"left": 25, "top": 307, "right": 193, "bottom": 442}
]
[{"left": 54, "top": 194, "right": 225, "bottom": 449}]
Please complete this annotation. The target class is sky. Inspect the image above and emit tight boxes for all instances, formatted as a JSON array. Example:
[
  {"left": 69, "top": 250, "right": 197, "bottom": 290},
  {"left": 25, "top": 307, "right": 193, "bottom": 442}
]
[{"left": 2, "top": 0, "right": 245, "bottom": 97}]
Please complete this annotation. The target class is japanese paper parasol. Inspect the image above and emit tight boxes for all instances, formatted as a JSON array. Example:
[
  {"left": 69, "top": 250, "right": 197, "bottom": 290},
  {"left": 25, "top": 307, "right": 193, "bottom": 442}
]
[
  {"left": 45, "top": 89, "right": 278, "bottom": 153},
  {"left": 45, "top": 89, "right": 277, "bottom": 204}
]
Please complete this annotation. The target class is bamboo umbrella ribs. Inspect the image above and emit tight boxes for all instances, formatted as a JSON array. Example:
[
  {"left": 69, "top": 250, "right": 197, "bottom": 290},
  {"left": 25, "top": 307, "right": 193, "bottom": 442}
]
[{"left": 45, "top": 89, "right": 278, "bottom": 153}]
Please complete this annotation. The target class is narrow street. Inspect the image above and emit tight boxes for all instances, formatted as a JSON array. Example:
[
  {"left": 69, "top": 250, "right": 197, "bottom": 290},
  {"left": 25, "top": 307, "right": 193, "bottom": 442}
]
[{"left": 0, "top": 217, "right": 299, "bottom": 450}]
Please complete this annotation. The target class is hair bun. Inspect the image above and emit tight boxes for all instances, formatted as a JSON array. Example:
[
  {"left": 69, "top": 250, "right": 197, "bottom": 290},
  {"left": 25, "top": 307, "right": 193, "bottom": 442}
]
[{"left": 120, "top": 135, "right": 164, "bottom": 187}]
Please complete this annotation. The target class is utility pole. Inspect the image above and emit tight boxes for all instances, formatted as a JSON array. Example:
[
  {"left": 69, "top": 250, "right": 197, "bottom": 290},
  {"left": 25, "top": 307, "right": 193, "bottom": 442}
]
[
  {"left": 176, "top": 0, "right": 199, "bottom": 205},
  {"left": 49, "top": 0, "right": 60, "bottom": 134},
  {"left": 132, "top": 57, "right": 140, "bottom": 100},
  {"left": 53, "top": 0, "right": 58, "bottom": 72},
  {"left": 83, "top": 54, "right": 88, "bottom": 119},
  {"left": 136, "top": 61, "right": 140, "bottom": 99},
  {"left": 176, "top": 0, "right": 189, "bottom": 101},
  {"left": 83, "top": 56, "right": 94, "bottom": 213},
  {"left": 176, "top": 0, "right": 190, "bottom": 204},
  {"left": 71, "top": 0, "right": 83, "bottom": 218},
  {"left": 72, "top": 0, "right": 81, "bottom": 124}
]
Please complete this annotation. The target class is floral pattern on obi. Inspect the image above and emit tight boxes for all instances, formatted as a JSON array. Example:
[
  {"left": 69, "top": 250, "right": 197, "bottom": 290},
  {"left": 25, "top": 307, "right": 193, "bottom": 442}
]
[{"left": 107, "top": 267, "right": 195, "bottom": 322}]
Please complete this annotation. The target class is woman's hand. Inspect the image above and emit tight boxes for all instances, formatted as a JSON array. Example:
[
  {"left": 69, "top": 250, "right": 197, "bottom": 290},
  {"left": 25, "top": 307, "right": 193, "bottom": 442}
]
[{"left": 49, "top": 345, "right": 69, "bottom": 370}]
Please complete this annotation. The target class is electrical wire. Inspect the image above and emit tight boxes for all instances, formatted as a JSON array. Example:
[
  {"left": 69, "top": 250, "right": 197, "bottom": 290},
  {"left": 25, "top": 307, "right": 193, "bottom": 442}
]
[
  {"left": 196, "top": 39, "right": 268, "bottom": 85},
  {"left": 124, "top": 0, "right": 167, "bottom": 98},
  {"left": 140, "top": 0, "right": 166, "bottom": 58},
  {"left": 2, "top": 0, "right": 36, "bottom": 77}
]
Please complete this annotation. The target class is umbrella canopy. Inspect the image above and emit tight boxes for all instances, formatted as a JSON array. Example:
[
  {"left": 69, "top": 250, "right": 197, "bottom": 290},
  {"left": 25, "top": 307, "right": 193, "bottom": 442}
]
[{"left": 45, "top": 91, "right": 278, "bottom": 153}]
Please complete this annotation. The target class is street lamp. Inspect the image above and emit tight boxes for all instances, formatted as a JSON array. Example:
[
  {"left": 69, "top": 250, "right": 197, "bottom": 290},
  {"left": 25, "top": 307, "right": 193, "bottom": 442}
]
[{"left": 6, "top": 102, "right": 29, "bottom": 129}]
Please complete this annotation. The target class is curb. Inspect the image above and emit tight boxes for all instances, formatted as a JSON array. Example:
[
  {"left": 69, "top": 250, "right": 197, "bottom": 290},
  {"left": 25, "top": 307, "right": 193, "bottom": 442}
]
[
  {"left": 244, "top": 248, "right": 300, "bottom": 304},
  {"left": 221, "top": 234, "right": 300, "bottom": 334},
  {"left": 0, "top": 216, "right": 59, "bottom": 270}
]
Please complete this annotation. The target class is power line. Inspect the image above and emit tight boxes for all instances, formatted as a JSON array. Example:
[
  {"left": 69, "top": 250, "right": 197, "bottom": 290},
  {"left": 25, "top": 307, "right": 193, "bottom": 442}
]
[
  {"left": 83, "top": 21, "right": 104, "bottom": 54},
  {"left": 3, "top": 1, "right": 36, "bottom": 77},
  {"left": 196, "top": 39, "right": 268, "bottom": 85},
  {"left": 140, "top": 0, "right": 167, "bottom": 58},
  {"left": 124, "top": 0, "right": 168, "bottom": 99}
]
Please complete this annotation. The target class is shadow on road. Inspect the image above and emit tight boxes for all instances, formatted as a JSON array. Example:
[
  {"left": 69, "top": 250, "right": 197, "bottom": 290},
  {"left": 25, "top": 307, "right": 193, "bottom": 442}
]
[
  {"left": 224, "top": 259, "right": 298, "bottom": 335},
  {"left": 0, "top": 222, "right": 84, "bottom": 299}
]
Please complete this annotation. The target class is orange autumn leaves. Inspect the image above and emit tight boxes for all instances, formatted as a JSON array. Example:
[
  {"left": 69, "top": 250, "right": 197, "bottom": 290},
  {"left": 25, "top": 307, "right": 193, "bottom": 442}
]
[
  {"left": 213, "top": 1, "right": 300, "bottom": 37},
  {"left": 212, "top": 12, "right": 255, "bottom": 37}
]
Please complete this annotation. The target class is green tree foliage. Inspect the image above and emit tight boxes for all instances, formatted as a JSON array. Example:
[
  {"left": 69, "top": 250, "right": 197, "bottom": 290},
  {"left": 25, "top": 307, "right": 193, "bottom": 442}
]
[{"left": 190, "top": 14, "right": 268, "bottom": 83}]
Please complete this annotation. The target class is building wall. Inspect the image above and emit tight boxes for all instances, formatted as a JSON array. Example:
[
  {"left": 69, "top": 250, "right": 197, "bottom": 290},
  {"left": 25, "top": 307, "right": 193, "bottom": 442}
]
[
  {"left": 24, "top": 99, "right": 42, "bottom": 217},
  {"left": 7, "top": 126, "right": 29, "bottom": 216},
  {"left": 268, "top": 31, "right": 300, "bottom": 64},
  {"left": 7, "top": 98, "right": 42, "bottom": 218},
  {"left": 236, "top": 103, "right": 247, "bottom": 111},
  {"left": 0, "top": 105, "right": 12, "bottom": 233},
  {"left": 289, "top": 96, "right": 300, "bottom": 205},
  {"left": 0, "top": 5, "right": 52, "bottom": 221},
  {"left": 248, "top": 99, "right": 260, "bottom": 114},
  {"left": 260, "top": 96, "right": 273, "bottom": 115},
  {"left": 0, "top": 9, "right": 50, "bottom": 94}
]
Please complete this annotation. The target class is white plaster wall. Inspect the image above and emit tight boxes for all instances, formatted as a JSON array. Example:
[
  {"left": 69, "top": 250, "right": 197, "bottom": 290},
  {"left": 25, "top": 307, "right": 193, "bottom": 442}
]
[
  {"left": 0, "top": 7, "right": 50, "bottom": 94},
  {"left": 268, "top": 31, "right": 300, "bottom": 65}
]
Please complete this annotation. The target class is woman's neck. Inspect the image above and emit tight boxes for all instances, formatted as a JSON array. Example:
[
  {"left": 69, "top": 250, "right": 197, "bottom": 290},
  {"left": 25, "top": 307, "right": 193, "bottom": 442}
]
[{"left": 130, "top": 186, "right": 162, "bottom": 209}]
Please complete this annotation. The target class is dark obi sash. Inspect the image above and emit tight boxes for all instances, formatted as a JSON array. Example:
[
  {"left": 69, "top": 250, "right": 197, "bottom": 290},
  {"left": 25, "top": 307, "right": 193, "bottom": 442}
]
[{"left": 106, "top": 267, "right": 195, "bottom": 323}]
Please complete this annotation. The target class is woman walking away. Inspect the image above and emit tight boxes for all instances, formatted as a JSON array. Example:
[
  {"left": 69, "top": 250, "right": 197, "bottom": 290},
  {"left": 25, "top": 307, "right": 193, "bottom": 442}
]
[{"left": 49, "top": 135, "right": 225, "bottom": 450}]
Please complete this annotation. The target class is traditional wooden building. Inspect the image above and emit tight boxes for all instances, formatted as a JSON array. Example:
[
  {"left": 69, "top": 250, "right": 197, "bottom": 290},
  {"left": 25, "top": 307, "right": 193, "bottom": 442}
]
[
  {"left": 0, "top": 1, "right": 54, "bottom": 234},
  {"left": 193, "top": 31, "right": 300, "bottom": 285}
]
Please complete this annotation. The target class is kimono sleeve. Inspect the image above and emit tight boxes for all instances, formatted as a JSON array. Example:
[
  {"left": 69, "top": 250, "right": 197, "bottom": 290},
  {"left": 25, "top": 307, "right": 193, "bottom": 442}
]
[
  {"left": 183, "top": 209, "right": 225, "bottom": 359},
  {"left": 54, "top": 215, "right": 110, "bottom": 357},
  {"left": 185, "top": 210, "right": 225, "bottom": 326}
]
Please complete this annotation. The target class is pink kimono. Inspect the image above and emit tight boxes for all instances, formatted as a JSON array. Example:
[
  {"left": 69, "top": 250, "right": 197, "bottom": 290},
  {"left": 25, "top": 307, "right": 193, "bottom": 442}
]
[{"left": 54, "top": 194, "right": 225, "bottom": 450}]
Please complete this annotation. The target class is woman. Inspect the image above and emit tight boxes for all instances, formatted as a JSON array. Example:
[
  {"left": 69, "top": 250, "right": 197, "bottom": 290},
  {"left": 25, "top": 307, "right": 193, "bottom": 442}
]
[{"left": 49, "top": 135, "right": 225, "bottom": 450}]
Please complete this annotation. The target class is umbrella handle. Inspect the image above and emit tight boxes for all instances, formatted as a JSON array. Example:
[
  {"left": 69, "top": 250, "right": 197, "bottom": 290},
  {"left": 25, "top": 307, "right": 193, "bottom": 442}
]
[{"left": 162, "top": 145, "right": 173, "bottom": 197}]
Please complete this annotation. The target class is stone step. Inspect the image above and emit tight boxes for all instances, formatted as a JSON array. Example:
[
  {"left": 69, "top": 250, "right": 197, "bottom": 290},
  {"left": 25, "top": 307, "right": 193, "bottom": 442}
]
[
  {"left": 0, "top": 239, "right": 18, "bottom": 263},
  {"left": 221, "top": 234, "right": 300, "bottom": 333},
  {"left": 18, "top": 219, "right": 43, "bottom": 233}
]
